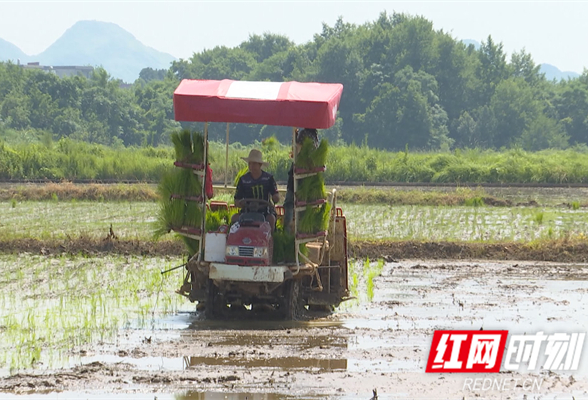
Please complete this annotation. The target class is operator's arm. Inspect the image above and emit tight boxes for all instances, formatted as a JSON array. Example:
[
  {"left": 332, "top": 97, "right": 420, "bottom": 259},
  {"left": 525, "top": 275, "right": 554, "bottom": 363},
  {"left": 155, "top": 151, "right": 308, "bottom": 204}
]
[
  {"left": 234, "top": 178, "right": 245, "bottom": 208},
  {"left": 272, "top": 192, "right": 280, "bottom": 204}
]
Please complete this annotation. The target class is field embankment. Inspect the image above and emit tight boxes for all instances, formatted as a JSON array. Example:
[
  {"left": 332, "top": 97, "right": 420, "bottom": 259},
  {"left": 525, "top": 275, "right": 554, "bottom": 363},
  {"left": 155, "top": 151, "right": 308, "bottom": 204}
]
[
  {"left": 2, "top": 183, "right": 588, "bottom": 262},
  {"left": 0, "top": 181, "right": 557, "bottom": 206},
  {"left": 1, "top": 235, "right": 588, "bottom": 263}
]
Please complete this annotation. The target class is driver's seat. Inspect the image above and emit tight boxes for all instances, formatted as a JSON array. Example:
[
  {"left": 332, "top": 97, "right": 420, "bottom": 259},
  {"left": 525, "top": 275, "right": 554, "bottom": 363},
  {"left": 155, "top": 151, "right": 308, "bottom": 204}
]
[{"left": 238, "top": 212, "right": 266, "bottom": 226}]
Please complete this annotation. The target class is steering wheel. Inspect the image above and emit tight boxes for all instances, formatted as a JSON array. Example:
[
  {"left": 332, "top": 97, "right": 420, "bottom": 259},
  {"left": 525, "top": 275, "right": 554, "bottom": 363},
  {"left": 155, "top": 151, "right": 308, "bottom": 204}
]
[{"left": 238, "top": 198, "right": 273, "bottom": 212}]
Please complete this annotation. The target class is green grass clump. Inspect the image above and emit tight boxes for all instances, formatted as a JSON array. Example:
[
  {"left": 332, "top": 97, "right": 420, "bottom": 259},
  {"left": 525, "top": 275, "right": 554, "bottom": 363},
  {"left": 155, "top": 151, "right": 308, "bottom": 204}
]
[
  {"left": 273, "top": 230, "right": 296, "bottom": 263},
  {"left": 298, "top": 203, "right": 332, "bottom": 234},
  {"left": 296, "top": 173, "right": 327, "bottom": 202},
  {"left": 464, "top": 196, "right": 485, "bottom": 207},
  {"left": 295, "top": 138, "right": 328, "bottom": 170},
  {"left": 171, "top": 129, "right": 205, "bottom": 164},
  {"left": 154, "top": 168, "right": 203, "bottom": 238},
  {"left": 155, "top": 129, "right": 207, "bottom": 255},
  {"left": 205, "top": 208, "right": 237, "bottom": 232}
]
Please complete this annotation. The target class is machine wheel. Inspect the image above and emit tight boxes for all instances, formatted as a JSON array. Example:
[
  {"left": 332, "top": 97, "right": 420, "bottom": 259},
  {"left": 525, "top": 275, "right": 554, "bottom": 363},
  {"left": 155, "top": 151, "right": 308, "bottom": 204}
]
[
  {"left": 308, "top": 304, "right": 335, "bottom": 313},
  {"left": 205, "top": 280, "right": 224, "bottom": 319},
  {"left": 282, "top": 279, "right": 303, "bottom": 320}
]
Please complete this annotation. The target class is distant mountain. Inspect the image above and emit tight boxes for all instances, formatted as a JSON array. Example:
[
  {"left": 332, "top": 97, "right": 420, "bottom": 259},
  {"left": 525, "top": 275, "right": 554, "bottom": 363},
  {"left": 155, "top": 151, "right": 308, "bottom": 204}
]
[
  {"left": 0, "top": 21, "right": 176, "bottom": 83},
  {"left": 461, "top": 39, "right": 481, "bottom": 50},
  {"left": 539, "top": 64, "right": 580, "bottom": 81},
  {"left": 461, "top": 39, "right": 580, "bottom": 81},
  {"left": 36, "top": 20, "right": 177, "bottom": 83},
  {"left": 0, "top": 38, "right": 30, "bottom": 64}
]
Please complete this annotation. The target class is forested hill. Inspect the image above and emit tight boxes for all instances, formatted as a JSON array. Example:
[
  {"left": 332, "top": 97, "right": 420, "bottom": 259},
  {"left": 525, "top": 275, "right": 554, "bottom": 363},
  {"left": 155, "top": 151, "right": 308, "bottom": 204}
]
[{"left": 1, "top": 12, "right": 588, "bottom": 152}]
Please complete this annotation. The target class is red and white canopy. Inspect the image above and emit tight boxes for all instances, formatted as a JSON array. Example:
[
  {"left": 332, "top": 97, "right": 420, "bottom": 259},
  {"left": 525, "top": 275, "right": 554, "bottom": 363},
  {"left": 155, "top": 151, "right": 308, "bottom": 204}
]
[{"left": 173, "top": 79, "right": 343, "bottom": 129}]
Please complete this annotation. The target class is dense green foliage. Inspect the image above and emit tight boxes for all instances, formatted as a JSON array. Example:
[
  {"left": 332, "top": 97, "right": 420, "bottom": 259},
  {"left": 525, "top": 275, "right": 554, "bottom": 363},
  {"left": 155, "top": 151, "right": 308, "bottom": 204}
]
[{"left": 1, "top": 12, "right": 588, "bottom": 152}]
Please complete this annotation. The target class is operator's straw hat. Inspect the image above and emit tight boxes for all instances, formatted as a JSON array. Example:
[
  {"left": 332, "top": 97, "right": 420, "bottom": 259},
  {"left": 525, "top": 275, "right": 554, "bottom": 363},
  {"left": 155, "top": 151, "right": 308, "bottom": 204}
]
[{"left": 241, "top": 149, "right": 269, "bottom": 166}]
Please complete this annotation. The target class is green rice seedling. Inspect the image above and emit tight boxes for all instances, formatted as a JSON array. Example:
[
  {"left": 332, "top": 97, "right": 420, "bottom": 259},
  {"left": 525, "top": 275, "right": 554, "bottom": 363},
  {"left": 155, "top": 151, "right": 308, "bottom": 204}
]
[
  {"left": 365, "top": 258, "right": 384, "bottom": 302},
  {"left": 272, "top": 230, "right": 295, "bottom": 263},
  {"left": 534, "top": 211, "right": 544, "bottom": 225},
  {"left": 350, "top": 274, "right": 359, "bottom": 301},
  {"left": 171, "top": 129, "right": 193, "bottom": 162},
  {"left": 295, "top": 138, "right": 328, "bottom": 169},
  {"left": 184, "top": 197, "right": 202, "bottom": 225},
  {"left": 51, "top": 193, "right": 58, "bottom": 202},
  {"left": 154, "top": 163, "right": 203, "bottom": 244},
  {"left": 572, "top": 201, "right": 581, "bottom": 210},
  {"left": 191, "top": 132, "right": 205, "bottom": 165},
  {"left": 10, "top": 198, "right": 16, "bottom": 208},
  {"left": 181, "top": 237, "right": 200, "bottom": 256},
  {"left": 296, "top": 173, "right": 327, "bottom": 202},
  {"left": 233, "top": 166, "right": 248, "bottom": 186},
  {"left": 154, "top": 171, "right": 188, "bottom": 237},
  {"left": 298, "top": 207, "right": 317, "bottom": 234},
  {"left": 170, "top": 129, "right": 205, "bottom": 164},
  {"left": 205, "top": 210, "right": 223, "bottom": 232},
  {"left": 464, "top": 196, "right": 485, "bottom": 207}
]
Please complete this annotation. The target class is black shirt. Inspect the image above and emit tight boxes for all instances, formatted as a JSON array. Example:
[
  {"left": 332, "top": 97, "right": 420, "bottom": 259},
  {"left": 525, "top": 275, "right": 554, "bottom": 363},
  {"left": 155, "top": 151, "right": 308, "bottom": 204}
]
[{"left": 235, "top": 171, "right": 278, "bottom": 210}]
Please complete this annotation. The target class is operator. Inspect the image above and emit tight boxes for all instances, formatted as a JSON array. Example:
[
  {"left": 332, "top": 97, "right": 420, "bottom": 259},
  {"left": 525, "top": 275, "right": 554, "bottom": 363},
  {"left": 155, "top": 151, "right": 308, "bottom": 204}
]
[
  {"left": 232, "top": 148, "right": 280, "bottom": 228},
  {"left": 283, "top": 128, "right": 319, "bottom": 233}
]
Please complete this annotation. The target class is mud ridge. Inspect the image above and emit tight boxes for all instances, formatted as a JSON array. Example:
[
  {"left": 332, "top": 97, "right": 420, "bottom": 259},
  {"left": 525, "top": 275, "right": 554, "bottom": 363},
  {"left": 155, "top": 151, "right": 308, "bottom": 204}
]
[{"left": 2, "top": 237, "right": 588, "bottom": 262}]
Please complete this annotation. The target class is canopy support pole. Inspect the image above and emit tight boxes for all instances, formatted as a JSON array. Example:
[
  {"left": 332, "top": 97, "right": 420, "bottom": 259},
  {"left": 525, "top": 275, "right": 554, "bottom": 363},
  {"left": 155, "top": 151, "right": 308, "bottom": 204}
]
[{"left": 224, "top": 123, "right": 230, "bottom": 187}]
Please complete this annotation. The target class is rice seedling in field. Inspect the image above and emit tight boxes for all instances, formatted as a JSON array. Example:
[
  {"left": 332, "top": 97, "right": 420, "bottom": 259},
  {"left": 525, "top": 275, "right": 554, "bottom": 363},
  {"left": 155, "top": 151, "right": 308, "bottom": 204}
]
[
  {"left": 0, "top": 201, "right": 160, "bottom": 241},
  {"left": 365, "top": 258, "right": 384, "bottom": 302},
  {"left": 0, "top": 254, "right": 189, "bottom": 371},
  {"left": 3, "top": 201, "right": 588, "bottom": 245},
  {"left": 344, "top": 204, "right": 588, "bottom": 242},
  {"left": 340, "top": 257, "right": 385, "bottom": 308}
]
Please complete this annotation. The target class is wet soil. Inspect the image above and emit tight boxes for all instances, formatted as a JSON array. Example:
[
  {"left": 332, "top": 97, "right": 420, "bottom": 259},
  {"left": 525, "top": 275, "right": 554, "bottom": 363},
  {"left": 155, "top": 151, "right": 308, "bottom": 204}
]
[{"left": 1, "top": 259, "right": 587, "bottom": 399}]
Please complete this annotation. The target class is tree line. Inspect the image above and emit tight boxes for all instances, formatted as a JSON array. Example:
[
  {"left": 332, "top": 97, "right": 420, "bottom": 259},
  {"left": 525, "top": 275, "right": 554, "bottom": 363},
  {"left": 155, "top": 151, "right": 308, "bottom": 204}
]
[{"left": 1, "top": 12, "right": 587, "bottom": 152}]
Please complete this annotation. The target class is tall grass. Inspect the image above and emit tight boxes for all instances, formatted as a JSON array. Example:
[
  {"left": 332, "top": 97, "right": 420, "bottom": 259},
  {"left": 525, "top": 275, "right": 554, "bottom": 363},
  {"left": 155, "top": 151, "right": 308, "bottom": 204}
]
[{"left": 5, "top": 139, "right": 588, "bottom": 184}]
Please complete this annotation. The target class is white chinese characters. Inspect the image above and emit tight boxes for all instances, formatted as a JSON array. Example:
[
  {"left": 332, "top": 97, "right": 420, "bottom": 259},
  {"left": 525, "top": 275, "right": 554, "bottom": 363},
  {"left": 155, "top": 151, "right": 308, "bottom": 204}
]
[{"left": 504, "top": 332, "right": 585, "bottom": 371}]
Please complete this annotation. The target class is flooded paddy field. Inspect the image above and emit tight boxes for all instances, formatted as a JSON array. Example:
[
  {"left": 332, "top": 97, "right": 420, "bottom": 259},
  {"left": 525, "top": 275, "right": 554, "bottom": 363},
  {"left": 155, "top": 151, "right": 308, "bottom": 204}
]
[
  {"left": 2, "top": 186, "right": 588, "bottom": 399},
  {"left": 1, "top": 255, "right": 587, "bottom": 400}
]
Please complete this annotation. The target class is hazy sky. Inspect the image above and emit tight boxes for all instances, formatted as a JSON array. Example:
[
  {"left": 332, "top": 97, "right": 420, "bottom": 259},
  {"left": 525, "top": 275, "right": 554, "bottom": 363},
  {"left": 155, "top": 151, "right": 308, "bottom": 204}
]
[{"left": 1, "top": 1, "right": 587, "bottom": 73}]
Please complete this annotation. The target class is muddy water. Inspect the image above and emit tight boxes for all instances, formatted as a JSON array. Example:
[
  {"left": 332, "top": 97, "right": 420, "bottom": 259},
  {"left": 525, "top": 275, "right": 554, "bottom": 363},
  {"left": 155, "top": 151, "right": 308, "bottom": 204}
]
[{"left": 3, "top": 260, "right": 588, "bottom": 400}]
